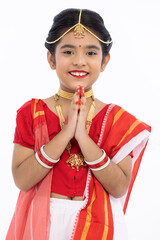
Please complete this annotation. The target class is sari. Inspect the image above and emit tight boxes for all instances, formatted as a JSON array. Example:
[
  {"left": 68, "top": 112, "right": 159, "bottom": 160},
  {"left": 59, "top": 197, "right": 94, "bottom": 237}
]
[{"left": 6, "top": 99, "right": 151, "bottom": 240}]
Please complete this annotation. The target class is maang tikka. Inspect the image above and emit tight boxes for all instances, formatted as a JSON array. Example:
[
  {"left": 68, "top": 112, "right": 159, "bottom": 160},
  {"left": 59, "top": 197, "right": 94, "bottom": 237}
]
[{"left": 45, "top": 9, "right": 112, "bottom": 45}]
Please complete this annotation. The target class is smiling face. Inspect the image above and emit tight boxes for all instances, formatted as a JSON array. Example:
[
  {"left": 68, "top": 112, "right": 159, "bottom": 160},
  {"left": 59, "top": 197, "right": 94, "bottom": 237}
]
[{"left": 47, "top": 30, "right": 110, "bottom": 92}]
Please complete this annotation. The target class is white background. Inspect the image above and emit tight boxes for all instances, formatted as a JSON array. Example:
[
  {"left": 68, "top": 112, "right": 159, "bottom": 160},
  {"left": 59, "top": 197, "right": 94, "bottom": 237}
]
[{"left": 0, "top": 0, "right": 160, "bottom": 239}]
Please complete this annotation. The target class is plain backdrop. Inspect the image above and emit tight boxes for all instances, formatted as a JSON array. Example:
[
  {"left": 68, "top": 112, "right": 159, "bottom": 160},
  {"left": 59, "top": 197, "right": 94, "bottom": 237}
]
[{"left": 0, "top": 0, "right": 160, "bottom": 239}]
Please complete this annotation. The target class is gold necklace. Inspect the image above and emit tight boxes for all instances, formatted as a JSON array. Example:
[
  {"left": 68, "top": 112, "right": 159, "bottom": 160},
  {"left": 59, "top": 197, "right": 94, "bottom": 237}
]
[
  {"left": 54, "top": 88, "right": 94, "bottom": 100},
  {"left": 53, "top": 89, "right": 95, "bottom": 171}
]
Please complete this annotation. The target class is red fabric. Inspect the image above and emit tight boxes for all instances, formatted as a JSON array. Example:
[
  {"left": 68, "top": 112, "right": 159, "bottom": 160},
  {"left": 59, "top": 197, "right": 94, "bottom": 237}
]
[
  {"left": 7, "top": 99, "right": 151, "bottom": 240},
  {"left": 13, "top": 99, "right": 109, "bottom": 197},
  {"left": 98, "top": 104, "right": 151, "bottom": 213},
  {"left": 6, "top": 99, "right": 52, "bottom": 240}
]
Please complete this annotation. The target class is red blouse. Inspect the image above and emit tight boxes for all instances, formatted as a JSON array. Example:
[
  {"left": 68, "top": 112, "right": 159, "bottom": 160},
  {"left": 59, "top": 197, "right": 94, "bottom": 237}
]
[
  {"left": 14, "top": 100, "right": 133, "bottom": 197},
  {"left": 13, "top": 100, "right": 109, "bottom": 197}
]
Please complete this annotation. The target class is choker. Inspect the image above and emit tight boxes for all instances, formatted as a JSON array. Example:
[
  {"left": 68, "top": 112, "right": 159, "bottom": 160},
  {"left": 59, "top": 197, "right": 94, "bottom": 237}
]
[
  {"left": 55, "top": 88, "right": 94, "bottom": 100},
  {"left": 53, "top": 88, "right": 95, "bottom": 171}
]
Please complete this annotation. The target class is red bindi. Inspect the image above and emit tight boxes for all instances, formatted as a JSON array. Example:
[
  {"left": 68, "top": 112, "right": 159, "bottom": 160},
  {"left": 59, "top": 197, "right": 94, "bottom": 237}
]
[{"left": 78, "top": 45, "right": 81, "bottom": 47}]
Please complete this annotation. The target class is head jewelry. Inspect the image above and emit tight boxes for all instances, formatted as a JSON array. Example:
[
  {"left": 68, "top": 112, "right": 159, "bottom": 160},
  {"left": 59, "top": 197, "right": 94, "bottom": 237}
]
[{"left": 45, "top": 9, "right": 112, "bottom": 45}]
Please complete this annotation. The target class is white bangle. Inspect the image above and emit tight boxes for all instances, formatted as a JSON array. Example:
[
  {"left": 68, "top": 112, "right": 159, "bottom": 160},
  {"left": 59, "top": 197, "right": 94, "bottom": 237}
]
[
  {"left": 41, "top": 145, "right": 60, "bottom": 163},
  {"left": 35, "top": 145, "right": 60, "bottom": 169},
  {"left": 90, "top": 158, "right": 110, "bottom": 171},
  {"left": 85, "top": 149, "right": 110, "bottom": 171},
  {"left": 85, "top": 149, "right": 106, "bottom": 165},
  {"left": 35, "top": 152, "right": 53, "bottom": 169}
]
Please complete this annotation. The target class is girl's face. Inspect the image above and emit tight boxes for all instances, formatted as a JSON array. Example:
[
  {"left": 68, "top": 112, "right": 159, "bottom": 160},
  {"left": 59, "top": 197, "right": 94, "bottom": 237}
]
[{"left": 48, "top": 30, "right": 110, "bottom": 92}]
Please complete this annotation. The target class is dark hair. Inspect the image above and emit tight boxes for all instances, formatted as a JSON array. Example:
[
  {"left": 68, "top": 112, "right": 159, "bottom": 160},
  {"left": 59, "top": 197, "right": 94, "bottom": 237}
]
[{"left": 45, "top": 8, "right": 112, "bottom": 57}]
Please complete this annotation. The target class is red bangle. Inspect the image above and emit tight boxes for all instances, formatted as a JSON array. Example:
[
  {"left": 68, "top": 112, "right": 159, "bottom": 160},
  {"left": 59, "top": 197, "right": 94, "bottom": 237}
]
[
  {"left": 35, "top": 145, "right": 60, "bottom": 169},
  {"left": 87, "top": 156, "right": 109, "bottom": 169},
  {"left": 37, "top": 149, "right": 54, "bottom": 167},
  {"left": 85, "top": 149, "right": 110, "bottom": 171}
]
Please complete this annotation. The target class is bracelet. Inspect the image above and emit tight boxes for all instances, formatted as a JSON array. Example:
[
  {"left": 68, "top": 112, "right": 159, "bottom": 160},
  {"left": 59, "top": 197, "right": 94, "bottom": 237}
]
[
  {"left": 85, "top": 149, "right": 110, "bottom": 171},
  {"left": 35, "top": 145, "right": 60, "bottom": 169}
]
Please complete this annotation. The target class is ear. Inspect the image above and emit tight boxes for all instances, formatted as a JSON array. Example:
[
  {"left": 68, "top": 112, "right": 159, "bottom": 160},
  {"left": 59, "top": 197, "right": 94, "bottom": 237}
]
[
  {"left": 47, "top": 51, "right": 56, "bottom": 70},
  {"left": 101, "top": 53, "right": 110, "bottom": 72}
]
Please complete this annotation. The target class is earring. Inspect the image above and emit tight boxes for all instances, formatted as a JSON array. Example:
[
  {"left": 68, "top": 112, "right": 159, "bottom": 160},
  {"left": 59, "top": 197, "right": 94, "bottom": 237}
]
[{"left": 51, "top": 62, "right": 56, "bottom": 68}]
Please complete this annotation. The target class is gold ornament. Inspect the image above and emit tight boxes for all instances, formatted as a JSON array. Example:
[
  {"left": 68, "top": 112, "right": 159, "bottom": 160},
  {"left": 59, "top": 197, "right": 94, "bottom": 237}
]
[
  {"left": 66, "top": 153, "right": 87, "bottom": 171},
  {"left": 45, "top": 9, "right": 112, "bottom": 45},
  {"left": 74, "top": 24, "right": 85, "bottom": 39},
  {"left": 74, "top": 9, "right": 85, "bottom": 39}
]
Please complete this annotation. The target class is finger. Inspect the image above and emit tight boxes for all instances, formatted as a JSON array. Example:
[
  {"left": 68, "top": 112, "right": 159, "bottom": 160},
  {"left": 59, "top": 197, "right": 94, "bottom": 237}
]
[
  {"left": 78, "top": 97, "right": 87, "bottom": 118},
  {"left": 70, "top": 93, "right": 80, "bottom": 113},
  {"left": 80, "top": 96, "right": 86, "bottom": 105}
]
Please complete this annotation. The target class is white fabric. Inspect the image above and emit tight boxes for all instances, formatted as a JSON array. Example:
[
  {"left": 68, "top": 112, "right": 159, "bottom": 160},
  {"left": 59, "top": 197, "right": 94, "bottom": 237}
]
[
  {"left": 48, "top": 198, "right": 84, "bottom": 240},
  {"left": 109, "top": 195, "right": 128, "bottom": 240},
  {"left": 111, "top": 129, "right": 150, "bottom": 164}
]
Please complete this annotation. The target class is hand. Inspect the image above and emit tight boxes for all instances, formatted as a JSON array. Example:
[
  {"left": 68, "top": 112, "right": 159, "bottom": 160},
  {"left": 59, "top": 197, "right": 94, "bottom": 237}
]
[
  {"left": 62, "top": 86, "right": 88, "bottom": 141},
  {"left": 75, "top": 86, "right": 88, "bottom": 141},
  {"left": 62, "top": 92, "right": 79, "bottom": 139},
  {"left": 75, "top": 95, "right": 88, "bottom": 141}
]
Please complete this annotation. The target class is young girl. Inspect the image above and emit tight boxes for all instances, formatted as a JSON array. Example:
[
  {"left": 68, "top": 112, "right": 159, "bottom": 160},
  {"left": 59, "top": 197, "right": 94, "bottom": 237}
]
[{"left": 6, "top": 8, "right": 151, "bottom": 240}]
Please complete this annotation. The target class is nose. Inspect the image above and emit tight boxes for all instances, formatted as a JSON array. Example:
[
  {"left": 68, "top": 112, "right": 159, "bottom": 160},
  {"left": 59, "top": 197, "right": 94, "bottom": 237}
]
[{"left": 72, "top": 52, "right": 86, "bottom": 67}]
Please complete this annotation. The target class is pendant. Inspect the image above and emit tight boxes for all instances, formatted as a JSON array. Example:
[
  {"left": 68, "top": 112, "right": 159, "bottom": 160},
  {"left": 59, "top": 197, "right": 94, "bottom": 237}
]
[
  {"left": 66, "top": 153, "right": 87, "bottom": 171},
  {"left": 74, "top": 24, "right": 85, "bottom": 39}
]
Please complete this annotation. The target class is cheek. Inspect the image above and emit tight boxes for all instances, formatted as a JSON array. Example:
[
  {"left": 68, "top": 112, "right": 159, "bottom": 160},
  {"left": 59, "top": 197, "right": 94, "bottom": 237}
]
[
  {"left": 91, "top": 60, "right": 103, "bottom": 73},
  {"left": 55, "top": 57, "right": 67, "bottom": 72}
]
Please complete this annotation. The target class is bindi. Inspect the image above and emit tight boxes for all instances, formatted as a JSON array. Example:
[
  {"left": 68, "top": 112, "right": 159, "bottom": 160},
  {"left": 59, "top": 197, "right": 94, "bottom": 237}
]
[{"left": 78, "top": 45, "right": 81, "bottom": 48}]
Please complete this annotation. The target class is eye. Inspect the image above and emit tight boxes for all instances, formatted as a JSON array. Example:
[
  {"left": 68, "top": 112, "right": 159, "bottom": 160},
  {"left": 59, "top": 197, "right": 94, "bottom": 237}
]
[
  {"left": 63, "top": 50, "right": 73, "bottom": 55},
  {"left": 87, "top": 51, "right": 97, "bottom": 56}
]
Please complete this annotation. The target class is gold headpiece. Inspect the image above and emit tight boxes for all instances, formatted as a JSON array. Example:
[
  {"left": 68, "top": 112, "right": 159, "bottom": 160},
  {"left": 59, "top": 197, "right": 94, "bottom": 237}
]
[{"left": 46, "top": 9, "right": 112, "bottom": 45}]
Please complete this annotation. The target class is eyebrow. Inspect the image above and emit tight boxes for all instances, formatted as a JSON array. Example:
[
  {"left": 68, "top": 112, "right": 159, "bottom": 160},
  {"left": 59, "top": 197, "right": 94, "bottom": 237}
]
[
  {"left": 60, "top": 44, "right": 100, "bottom": 50},
  {"left": 60, "top": 44, "right": 75, "bottom": 49},
  {"left": 86, "top": 45, "right": 101, "bottom": 50}
]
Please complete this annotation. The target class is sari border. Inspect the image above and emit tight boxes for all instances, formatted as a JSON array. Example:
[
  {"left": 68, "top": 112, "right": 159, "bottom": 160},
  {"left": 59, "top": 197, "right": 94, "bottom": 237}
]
[
  {"left": 97, "top": 103, "right": 115, "bottom": 147},
  {"left": 111, "top": 129, "right": 151, "bottom": 164}
]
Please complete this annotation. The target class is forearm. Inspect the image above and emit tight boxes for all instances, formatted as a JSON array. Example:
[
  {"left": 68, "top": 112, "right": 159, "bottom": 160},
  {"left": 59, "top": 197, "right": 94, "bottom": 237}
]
[
  {"left": 77, "top": 133, "right": 132, "bottom": 198},
  {"left": 13, "top": 128, "right": 71, "bottom": 191}
]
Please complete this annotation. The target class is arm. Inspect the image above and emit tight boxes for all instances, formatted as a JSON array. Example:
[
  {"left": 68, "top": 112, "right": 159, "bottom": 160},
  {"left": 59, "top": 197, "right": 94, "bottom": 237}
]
[
  {"left": 12, "top": 128, "right": 71, "bottom": 191},
  {"left": 12, "top": 93, "right": 81, "bottom": 191},
  {"left": 75, "top": 96, "right": 132, "bottom": 198},
  {"left": 77, "top": 133, "right": 132, "bottom": 198}
]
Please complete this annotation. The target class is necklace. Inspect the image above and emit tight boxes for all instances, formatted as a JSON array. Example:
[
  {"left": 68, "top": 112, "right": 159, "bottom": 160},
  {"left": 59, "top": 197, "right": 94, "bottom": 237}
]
[
  {"left": 53, "top": 88, "right": 95, "bottom": 171},
  {"left": 54, "top": 88, "right": 94, "bottom": 100}
]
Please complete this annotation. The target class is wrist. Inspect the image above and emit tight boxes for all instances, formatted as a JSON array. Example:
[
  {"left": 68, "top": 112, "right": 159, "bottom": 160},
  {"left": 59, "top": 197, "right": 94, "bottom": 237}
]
[
  {"left": 61, "top": 125, "right": 74, "bottom": 141},
  {"left": 75, "top": 130, "right": 89, "bottom": 143}
]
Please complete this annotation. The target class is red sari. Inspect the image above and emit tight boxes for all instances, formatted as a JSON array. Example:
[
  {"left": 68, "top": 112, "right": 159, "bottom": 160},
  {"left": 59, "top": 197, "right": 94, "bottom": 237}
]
[{"left": 6, "top": 99, "right": 151, "bottom": 240}]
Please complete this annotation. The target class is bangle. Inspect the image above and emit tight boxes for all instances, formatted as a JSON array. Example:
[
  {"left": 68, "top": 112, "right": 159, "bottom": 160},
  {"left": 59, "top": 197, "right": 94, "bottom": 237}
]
[
  {"left": 85, "top": 149, "right": 110, "bottom": 171},
  {"left": 35, "top": 145, "right": 60, "bottom": 169}
]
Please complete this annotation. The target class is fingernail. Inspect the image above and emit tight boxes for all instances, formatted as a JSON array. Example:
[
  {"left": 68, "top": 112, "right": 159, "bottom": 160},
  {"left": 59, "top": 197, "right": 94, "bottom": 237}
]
[
  {"left": 81, "top": 87, "right": 85, "bottom": 97},
  {"left": 76, "top": 99, "right": 83, "bottom": 105}
]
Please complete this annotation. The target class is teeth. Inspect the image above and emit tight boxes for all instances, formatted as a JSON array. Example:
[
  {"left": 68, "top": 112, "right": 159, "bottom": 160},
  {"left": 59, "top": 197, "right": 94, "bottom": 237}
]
[{"left": 70, "top": 72, "right": 88, "bottom": 76}]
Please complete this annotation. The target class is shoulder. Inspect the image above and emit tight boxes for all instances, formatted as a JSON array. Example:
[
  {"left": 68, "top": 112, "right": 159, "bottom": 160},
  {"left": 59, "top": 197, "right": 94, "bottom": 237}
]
[
  {"left": 16, "top": 99, "right": 45, "bottom": 120},
  {"left": 42, "top": 96, "right": 57, "bottom": 115},
  {"left": 16, "top": 100, "right": 32, "bottom": 117},
  {"left": 94, "top": 99, "right": 123, "bottom": 117},
  {"left": 94, "top": 98, "right": 108, "bottom": 117},
  {"left": 17, "top": 98, "right": 48, "bottom": 113}
]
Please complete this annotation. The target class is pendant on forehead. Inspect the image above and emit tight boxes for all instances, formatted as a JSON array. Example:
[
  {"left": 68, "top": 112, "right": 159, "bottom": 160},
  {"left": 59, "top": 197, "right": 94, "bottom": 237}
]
[{"left": 74, "top": 24, "right": 85, "bottom": 39}]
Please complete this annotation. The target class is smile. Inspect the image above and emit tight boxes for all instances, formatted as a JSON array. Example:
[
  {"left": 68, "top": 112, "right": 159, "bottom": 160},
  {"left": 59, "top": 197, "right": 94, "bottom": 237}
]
[{"left": 69, "top": 70, "right": 89, "bottom": 78}]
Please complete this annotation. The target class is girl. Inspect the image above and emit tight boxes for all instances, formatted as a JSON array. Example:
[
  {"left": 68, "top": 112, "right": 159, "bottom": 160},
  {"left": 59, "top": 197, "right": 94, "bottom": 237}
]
[{"left": 6, "top": 8, "right": 151, "bottom": 240}]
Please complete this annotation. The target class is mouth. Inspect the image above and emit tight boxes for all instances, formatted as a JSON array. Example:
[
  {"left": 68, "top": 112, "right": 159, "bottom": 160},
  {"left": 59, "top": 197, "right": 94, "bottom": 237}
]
[{"left": 69, "top": 70, "right": 89, "bottom": 78}]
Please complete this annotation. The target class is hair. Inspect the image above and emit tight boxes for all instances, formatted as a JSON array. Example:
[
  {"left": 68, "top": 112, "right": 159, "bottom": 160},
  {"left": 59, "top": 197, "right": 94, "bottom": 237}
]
[{"left": 45, "top": 8, "right": 112, "bottom": 57}]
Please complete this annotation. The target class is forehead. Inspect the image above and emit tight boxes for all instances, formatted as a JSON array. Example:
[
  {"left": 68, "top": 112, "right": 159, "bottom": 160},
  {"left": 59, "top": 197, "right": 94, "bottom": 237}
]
[{"left": 56, "top": 30, "right": 102, "bottom": 48}]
